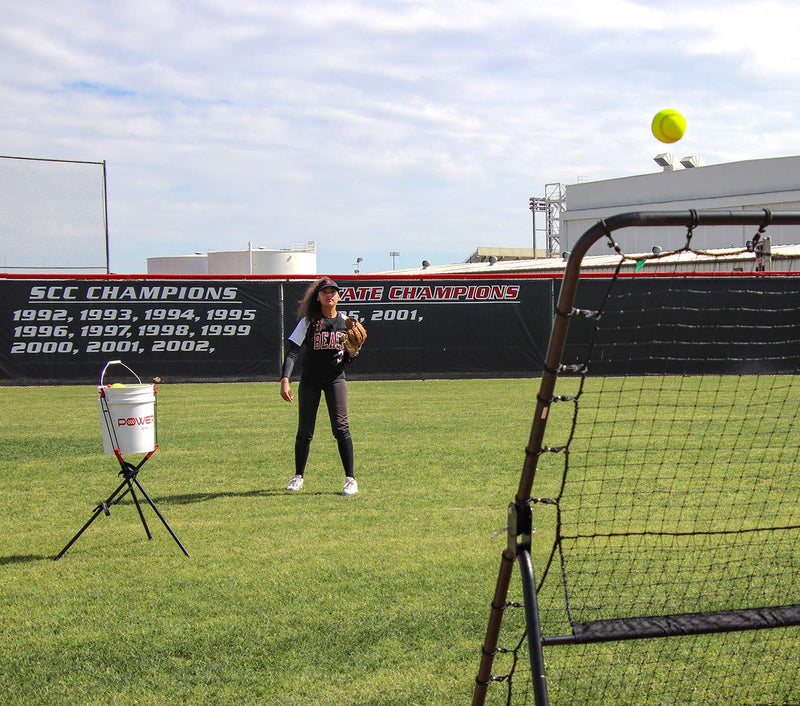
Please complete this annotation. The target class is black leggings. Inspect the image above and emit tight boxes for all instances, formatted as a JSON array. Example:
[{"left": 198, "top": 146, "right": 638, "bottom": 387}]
[{"left": 294, "top": 376, "right": 354, "bottom": 478}]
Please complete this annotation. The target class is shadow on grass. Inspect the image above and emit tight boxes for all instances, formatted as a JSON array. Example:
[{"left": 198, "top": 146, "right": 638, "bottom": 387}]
[
  {"left": 0, "top": 554, "right": 54, "bottom": 565},
  {"left": 66, "top": 487, "right": 345, "bottom": 510},
  {"left": 162, "top": 489, "right": 345, "bottom": 504},
  {"left": 0, "top": 489, "right": 349, "bottom": 565},
  {"left": 161, "top": 488, "right": 287, "bottom": 505}
]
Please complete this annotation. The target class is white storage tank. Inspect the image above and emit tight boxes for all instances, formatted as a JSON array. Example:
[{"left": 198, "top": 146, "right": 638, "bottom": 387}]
[
  {"left": 207, "top": 245, "right": 316, "bottom": 274},
  {"left": 147, "top": 242, "right": 316, "bottom": 275},
  {"left": 146, "top": 254, "right": 208, "bottom": 275},
  {"left": 250, "top": 248, "right": 316, "bottom": 274},
  {"left": 207, "top": 250, "right": 251, "bottom": 274}
]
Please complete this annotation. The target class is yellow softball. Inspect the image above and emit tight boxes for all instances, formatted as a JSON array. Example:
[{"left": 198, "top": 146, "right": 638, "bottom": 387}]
[{"left": 651, "top": 109, "right": 686, "bottom": 143}]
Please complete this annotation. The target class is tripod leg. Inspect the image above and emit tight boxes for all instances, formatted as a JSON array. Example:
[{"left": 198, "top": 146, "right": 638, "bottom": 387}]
[
  {"left": 117, "top": 459, "right": 153, "bottom": 540},
  {"left": 132, "top": 477, "right": 190, "bottom": 557},
  {"left": 126, "top": 479, "right": 154, "bottom": 540},
  {"left": 54, "top": 478, "right": 130, "bottom": 560},
  {"left": 55, "top": 451, "right": 189, "bottom": 559}
]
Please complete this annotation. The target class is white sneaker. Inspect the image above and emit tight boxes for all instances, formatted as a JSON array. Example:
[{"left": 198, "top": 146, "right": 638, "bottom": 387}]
[
  {"left": 342, "top": 477, "right": 358, "bottom": 496},
  {"left": 286, "top": 475, "right": 304, "bottom": 491}
]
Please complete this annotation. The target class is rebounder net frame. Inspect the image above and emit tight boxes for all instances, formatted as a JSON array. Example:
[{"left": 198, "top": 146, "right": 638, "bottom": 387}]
[{"left": 473, "top": 209, "right": 800, "bottom": 706}]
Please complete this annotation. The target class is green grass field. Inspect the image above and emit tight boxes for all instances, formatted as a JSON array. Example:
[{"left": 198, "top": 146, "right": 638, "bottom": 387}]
[
  {"left": 3, "top": 377, "right": 797, "bottom": 706},
  {"left": 1, "top": 379, "right": 544, "bottom": 705}
]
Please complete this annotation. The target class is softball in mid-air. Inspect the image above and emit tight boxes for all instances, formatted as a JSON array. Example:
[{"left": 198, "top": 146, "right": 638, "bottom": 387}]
[{"left": 651, "top": 109, "right": 686, "bottom": 143}]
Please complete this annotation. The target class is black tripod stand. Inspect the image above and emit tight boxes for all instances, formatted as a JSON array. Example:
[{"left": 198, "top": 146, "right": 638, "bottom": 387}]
[
  {"left": 54, "top": 449, "right": 190, "bottom": 559},
  {"left": 54, "top": 360, "right": 189, "bottom": 560}
]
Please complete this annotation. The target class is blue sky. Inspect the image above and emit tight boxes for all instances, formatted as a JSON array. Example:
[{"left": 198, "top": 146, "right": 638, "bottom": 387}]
[{"left": 2, "top": 0, "right": 799, "bottom": 275}]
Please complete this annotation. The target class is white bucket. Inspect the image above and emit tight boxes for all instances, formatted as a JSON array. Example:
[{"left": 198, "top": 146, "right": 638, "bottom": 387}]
[{"left": 98, "top": 383, "right": 157, "bottom": 455}]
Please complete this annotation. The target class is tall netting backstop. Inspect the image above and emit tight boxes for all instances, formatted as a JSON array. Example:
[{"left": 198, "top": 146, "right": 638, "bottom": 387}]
[
  {"left": 473, "top": 210, "right": 800, "bottom": 706},
  {"left": 0, "top": 155, "right": 109, "bottom": 273}
]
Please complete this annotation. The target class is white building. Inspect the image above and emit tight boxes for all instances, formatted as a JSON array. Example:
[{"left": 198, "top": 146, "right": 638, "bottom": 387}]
[
  {"left": 384, "top": 154, "right": 800, "bottom": 276},
  {"left": 561, "top": 155, "right": 800, "bottom": 256}
]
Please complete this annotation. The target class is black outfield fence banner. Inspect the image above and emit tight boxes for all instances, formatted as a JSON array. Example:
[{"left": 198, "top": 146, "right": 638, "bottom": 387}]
[
  {"left": 2, "top": 273, "right": 799, "bottom": 383},
  {"left": 562, "top": 274, "right": 800, "bottom": 376},
  {"left": 282, "top": 278, "right": 555, "bottom": 380},
  {"left": 0, "top": 275, "right": 555, "bottom": 383},
  {"left": 0, "top": 277, "right": 282, "bottom": 382}
]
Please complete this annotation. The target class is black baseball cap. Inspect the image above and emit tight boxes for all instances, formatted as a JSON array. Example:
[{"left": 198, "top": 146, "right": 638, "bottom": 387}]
[{"left": 315, "top": 277, "right": 340, "bottom": 293}]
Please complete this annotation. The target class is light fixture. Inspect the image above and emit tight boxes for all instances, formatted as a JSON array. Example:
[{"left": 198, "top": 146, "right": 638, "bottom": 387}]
[
  {"left": 654, "top": 153, "right": 675, "bottom": 171},
  {"left": 680, "top": 155, "right": 703, "bottom": 169},
  {"left": 561, "top": 251, "right": 570, "bottom": 261},
  {"left": 488, "top": 256, "right": 498, "bottom": 265},
  {"left": 422, "top": 259, "right": 430, "bottom": 269},
  {"left": 652, "top": 245, "right": 663, "bottom": 255}
]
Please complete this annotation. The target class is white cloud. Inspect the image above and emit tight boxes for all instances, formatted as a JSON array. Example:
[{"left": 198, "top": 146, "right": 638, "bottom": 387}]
[{"left": 689, "top": 3, "right": 800, "bottom": 76}]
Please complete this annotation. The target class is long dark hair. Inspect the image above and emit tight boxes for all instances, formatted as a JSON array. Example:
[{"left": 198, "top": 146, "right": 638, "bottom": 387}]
[{"left": 297, "top": 277, "right": 328, "bottom": 326}]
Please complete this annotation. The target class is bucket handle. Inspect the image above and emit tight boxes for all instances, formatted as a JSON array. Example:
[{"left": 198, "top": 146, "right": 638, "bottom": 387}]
[{"left": 100, "top": 360, "right": 143, "bottom": 386}]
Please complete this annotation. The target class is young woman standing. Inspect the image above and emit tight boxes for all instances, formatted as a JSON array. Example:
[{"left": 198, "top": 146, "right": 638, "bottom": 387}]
[{"left": 280, "top": 277, "right": 359, "bottom": 496}]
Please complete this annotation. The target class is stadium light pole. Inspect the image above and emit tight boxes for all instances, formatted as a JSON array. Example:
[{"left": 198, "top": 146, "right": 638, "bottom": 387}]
[{"left": 390, "top": 250, "right": 400, "bottom": 270}]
